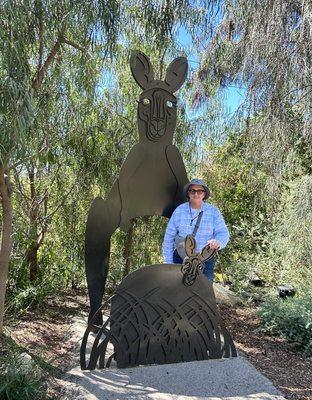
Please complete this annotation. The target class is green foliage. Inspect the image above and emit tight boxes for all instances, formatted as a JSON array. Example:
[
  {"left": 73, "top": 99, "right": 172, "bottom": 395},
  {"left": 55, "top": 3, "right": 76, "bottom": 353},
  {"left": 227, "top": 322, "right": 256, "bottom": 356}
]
[
  {"left": 107, "top": 216, "right": 168, "bottom": 294},
  {"left": 0, "top": 353, "right": 45, "bottom": 400},
  {"left": 200, "top": 132, "right": 269, "bottom": 291},
  {"left": 5, "top": 286, "right": 48, "bottom": 315},
  {"left": 253, "top": 175, "right": 312, "bottom": 292},
  {"left": 258, "top": 295, "right": 312, "bottom": 357},
  {"left": 132, "top": 216, "right": 167, "bottom": 267},
  {"left": 196, "top": 0, "right": 312, "bottom": 172},
  {"left": 1, "top": 0, "right": 311, "bottom": 362},
  {"left": 203, "top": 132, "right": 267, "bottom": 225},
  {"left": 200, "top": 122, "right": 312, "bottom": 299}
]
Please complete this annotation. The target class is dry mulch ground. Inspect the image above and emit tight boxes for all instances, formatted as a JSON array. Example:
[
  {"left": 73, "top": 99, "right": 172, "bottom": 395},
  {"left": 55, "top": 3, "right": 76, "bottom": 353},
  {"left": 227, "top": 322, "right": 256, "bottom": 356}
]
[
  {"left": 1, "top": 289, "right": 311, "bottom": 400},
  {"left": 0, "top": 289, "right": 90, "bottom": 399},
  {"left": 220, "top": 304, "right": 312, "bottom": 400}
]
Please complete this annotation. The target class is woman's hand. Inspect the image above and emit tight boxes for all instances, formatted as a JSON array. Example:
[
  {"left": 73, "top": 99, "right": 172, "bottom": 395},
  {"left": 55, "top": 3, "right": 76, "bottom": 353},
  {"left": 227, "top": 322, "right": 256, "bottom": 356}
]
[{"left": 207, "top": 239, "right": 221, "bottom": 250}]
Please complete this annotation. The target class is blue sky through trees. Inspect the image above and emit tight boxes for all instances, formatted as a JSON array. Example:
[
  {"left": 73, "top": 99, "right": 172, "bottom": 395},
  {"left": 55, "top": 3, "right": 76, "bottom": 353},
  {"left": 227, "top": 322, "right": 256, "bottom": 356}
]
[{"left": 177, "top": 25, "right": 246, "bottom": 117}]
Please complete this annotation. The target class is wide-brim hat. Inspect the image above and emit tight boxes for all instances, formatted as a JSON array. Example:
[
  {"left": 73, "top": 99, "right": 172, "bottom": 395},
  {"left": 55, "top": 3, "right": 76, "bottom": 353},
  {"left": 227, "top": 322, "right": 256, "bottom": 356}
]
[{"left": 183, "top": 178, "right": 210, "bottom": 200}]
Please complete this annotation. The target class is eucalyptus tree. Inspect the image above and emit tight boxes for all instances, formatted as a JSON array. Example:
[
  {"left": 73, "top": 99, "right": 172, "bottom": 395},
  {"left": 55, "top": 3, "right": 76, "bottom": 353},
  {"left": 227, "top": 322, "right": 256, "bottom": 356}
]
[
  {"left": 195, "top": 0, "right": 312, "bottom": 189},
  {"left": 0, "top": 0, "right": 124, "bottom": 331}
]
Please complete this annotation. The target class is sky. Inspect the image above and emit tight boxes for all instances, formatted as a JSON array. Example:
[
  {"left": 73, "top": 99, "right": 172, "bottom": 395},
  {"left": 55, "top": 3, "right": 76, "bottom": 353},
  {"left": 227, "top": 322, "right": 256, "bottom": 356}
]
[
  {"left": 221, "top": 85, "right": 246, "bottom": 115},
  {"left": 100, "top": 24, "right": 246, "bottom": 120},
  {"left": 177, "top": 26, "right": 246, "bottom": 117}
]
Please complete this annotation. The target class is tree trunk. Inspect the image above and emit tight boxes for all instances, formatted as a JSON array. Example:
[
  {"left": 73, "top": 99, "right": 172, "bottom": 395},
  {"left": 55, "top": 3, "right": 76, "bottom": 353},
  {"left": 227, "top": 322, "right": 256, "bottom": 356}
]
[
  {"left": 0, "top": 164, "right": 13, "bottom": 333},
  {"left": 26, "top": 243, "right": 40, "bottom": 282},
  {"left": 122, "top": 219, "right": 135, "bottom": 279},
  {"left": 26, "top": 168, "right": 40, "bottom": 282}
]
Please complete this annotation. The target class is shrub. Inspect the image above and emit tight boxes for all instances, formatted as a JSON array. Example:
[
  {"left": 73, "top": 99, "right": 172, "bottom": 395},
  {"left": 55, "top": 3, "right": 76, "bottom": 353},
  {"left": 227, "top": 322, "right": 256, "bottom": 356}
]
[
  {"left": 258, "top": 294, "right": 312, "bottom": 357},
  {"left": 5, "top": 284, "right": 53, "bottom": 316},
  {"left": 253, "top": 175, "right": 312, "bottom": 293},
  {"left": 0, "top": 353, "right": 45, "bottom": 400}
]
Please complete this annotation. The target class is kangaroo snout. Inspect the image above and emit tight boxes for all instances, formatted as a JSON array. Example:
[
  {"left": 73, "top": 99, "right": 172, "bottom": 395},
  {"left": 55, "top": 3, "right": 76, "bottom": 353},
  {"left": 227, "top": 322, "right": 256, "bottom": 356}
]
[{"left": 150, "top": 119, "right": 166, "bottom": 136}]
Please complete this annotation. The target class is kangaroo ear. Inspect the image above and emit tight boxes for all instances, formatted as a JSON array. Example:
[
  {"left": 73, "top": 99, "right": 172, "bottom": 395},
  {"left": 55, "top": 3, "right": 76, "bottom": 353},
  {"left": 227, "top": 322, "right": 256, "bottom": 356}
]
[
  {"left": 201, "top": 244, "right": 216, "bottom": 262},
  {"left": 185, "top": 235, "right": 196, "bottom": 257},
  {"left": 165, "top": 57, "right": 188, "bottom": 93},
  {"left": 130, "top": 50, "right": 154, "bottom": 90}
]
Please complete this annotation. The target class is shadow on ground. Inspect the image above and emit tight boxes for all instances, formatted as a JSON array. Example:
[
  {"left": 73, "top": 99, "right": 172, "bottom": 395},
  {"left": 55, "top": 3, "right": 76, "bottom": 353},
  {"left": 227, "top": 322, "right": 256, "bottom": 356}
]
[{"left": 61, "top": 357, "right": 285, "bottom": 400}]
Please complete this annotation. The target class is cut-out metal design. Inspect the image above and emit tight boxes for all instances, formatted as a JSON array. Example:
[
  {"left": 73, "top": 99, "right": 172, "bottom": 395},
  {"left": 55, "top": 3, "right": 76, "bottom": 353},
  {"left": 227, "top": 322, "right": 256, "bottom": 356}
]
[
  {"left": 85, "top": 51, "right": 189, "bottom": 324},
  {"left": 81, "top": 52, "right": 237, "bottom": 371},
  {"left": 80, "top": 263, "right": 237, "bottom": 370},
  {"left": 181, "top": 235, "right": 216, "bottom": 286}
]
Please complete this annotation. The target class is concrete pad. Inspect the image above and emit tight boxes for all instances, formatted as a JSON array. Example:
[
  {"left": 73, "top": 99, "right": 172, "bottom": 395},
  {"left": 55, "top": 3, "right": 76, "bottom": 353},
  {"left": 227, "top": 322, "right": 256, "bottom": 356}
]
[{"left": 63, "top": 356, "right": 286, "bottom": 400}]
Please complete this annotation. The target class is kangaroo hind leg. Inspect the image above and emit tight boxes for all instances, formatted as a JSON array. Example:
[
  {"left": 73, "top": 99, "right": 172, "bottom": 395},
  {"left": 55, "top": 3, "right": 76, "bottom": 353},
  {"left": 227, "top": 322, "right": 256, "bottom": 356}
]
[{"left": 85, "top": 185, "right": 121, "bottom": 326}]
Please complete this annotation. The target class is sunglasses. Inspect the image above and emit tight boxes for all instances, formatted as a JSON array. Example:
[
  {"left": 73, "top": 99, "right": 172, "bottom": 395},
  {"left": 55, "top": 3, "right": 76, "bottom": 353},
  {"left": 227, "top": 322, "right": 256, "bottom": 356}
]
[{"left": 188, "top": 189, "right": 205, "bottom": 195}]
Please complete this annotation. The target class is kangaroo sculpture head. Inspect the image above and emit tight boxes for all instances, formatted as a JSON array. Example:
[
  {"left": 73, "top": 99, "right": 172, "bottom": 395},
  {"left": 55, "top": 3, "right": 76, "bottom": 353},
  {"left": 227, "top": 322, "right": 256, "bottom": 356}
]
[
  {"left": 130, "top": 50, "right": 188, "bottom": 144},
  {"left": 181, "top": 235, "right": 216, "bottom": 286}
]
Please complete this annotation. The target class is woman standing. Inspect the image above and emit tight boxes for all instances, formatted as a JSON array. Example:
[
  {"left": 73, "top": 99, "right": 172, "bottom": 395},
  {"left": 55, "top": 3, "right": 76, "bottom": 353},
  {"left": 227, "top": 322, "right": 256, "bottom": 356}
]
[{"left": 162, "top": 178, "right": 230, "bottom": 282}]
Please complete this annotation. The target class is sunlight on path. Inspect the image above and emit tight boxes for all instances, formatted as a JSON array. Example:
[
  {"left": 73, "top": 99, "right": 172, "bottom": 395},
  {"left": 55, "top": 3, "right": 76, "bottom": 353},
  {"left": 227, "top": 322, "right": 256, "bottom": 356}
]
[{"left": 58, "top": 314, "right": 286, "bottom": 400}]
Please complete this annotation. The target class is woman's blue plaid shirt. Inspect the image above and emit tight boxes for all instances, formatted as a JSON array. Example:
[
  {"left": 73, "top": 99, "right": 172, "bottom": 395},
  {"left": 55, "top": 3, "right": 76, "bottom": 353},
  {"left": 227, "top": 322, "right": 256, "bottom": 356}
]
[{"left": 162, "top": 201, "right": 230, "bottom": 263}]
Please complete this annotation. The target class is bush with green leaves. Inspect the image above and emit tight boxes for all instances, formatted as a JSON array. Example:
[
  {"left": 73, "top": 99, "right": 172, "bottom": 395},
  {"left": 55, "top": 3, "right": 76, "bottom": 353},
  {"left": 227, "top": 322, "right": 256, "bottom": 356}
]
[
  {"left": 0, "top": 353, "right": 45, "bottom": 400},
  {"left": 5, "top": 284, "right": 51, "bottom": 316},
  {"left": 201, "top": 128, "right": 312, "bottom": 299},
  {"left": 201, "top": 133, "right": 271, "bottom": 291},
  {"left": 253, "top": 175, "right": 312, "bottom": 292},
  {"left": 258, "top": 295, "right": 312, "bottom": 357}
]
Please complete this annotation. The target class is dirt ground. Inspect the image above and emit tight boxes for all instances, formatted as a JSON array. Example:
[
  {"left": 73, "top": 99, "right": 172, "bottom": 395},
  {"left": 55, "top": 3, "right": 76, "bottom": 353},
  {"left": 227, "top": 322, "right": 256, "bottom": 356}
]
[
  {"left": 220, "top": 304, "right": 312, "bottom": 400},
  {"left": 1, "top": 289, "right": 311, "bottom": 400}
]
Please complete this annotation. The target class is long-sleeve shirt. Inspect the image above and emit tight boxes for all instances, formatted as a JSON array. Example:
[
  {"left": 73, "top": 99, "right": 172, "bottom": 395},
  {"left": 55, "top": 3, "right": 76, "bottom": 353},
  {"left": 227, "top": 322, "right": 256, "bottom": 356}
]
[{"left": 162, "top": 201, "right": 230, "bottom": 263}]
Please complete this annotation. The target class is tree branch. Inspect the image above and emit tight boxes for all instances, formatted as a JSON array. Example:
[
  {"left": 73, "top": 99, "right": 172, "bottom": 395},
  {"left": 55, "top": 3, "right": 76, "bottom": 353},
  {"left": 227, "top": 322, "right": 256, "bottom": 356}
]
[
  {"left": 8, "top": 146, "right": 46, "bottom": 172},
  {"left": 37, "top": 3, "right": 44, "bottom": 71},
  {"left": 43, "top": 182, "right": 75, "bottom": 223},
  {"left": 63, "top": 38, "right": 86, "bottom": 52},
  {"left": 32, "top": 25, "right": 66, "bottom": 94},
  {"left": 37, "top": 195, "right": 48, "bottom": 247},
  {"left": 12, "top": 166, "right": 31, "bottom": 205}
]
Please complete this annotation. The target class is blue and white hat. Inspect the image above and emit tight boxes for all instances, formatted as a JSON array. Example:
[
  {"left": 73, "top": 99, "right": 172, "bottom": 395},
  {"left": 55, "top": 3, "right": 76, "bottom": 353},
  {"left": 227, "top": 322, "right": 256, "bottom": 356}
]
[{"left": 183, "top": 178, "right": 210, "bottom": 200}]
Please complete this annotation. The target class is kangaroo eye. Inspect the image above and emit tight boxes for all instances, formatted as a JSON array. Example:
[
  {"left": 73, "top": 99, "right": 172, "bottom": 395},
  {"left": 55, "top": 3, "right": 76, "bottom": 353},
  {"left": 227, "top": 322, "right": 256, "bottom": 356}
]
[
  {"left": 142, "top": 98, "right": 150, "bottom": 105},
  {"left": 166, "top": 100, "right": 174, "bottom": 108}
]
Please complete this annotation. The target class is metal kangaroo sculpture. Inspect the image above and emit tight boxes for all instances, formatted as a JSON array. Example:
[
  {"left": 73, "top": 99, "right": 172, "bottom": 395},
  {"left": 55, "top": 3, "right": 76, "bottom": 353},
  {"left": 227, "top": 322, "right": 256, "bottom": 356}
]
[
  {"left": 85, "top": 51, "right": 189, "bottom": 324},
  {"left": 80, "top": 236, "right": 237, "bottom": 370},
  {"left": 181, "top": 234, "right": 217, "bottom": 286}
]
